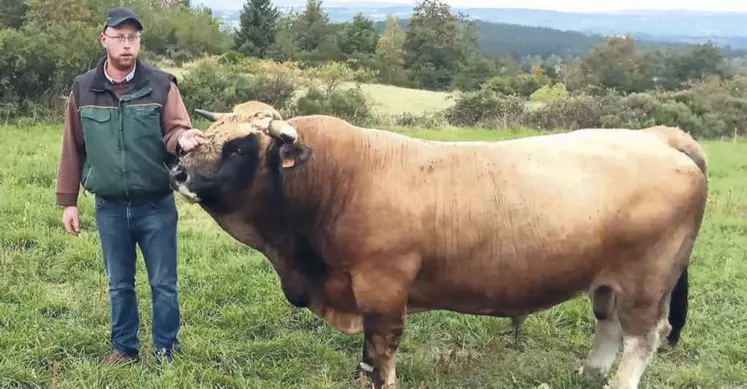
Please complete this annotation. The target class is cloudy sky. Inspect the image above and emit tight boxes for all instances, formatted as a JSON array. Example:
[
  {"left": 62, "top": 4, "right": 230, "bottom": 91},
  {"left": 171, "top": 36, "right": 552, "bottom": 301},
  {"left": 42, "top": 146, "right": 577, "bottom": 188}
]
[{"left": 192, "top": 0, "right": 747, "bottom": 12}]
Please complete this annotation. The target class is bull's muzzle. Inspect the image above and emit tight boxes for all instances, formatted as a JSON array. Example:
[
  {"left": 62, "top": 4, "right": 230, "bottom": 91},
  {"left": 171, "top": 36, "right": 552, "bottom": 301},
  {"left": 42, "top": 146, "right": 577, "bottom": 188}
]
[
  {"left": 168, "top": 163, "right": 188, "bottom": 189},
  {"left": 169, "top": 163, "right": 202, "bottom": 203}
]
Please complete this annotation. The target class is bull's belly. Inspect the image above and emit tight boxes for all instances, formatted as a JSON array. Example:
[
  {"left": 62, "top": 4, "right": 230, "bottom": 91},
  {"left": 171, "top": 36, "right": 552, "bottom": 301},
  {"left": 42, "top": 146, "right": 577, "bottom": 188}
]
[{"left": 406, "top": 251, "right": 600, "bottom": 317}]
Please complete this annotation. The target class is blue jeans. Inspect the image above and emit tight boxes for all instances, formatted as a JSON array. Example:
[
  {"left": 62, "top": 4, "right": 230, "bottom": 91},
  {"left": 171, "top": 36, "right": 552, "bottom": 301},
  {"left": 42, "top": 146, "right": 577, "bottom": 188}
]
[{"left": 94, "top": 192, "right": 180, "bottom": 357}]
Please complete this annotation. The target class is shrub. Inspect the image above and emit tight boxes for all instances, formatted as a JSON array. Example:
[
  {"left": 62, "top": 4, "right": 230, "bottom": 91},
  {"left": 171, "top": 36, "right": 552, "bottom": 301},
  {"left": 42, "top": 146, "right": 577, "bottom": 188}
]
[
  {"left": 651, "top": 101, "right": 702, "bottom": 133},
  {"left": 292, "top": 86, "right": 372, "bottom": 126},
  {"left": 179, "top": 61, "right": 298, "bottom": 114},
  {"left": 0, "top": 21, "right": 101, "bottom": 121},
  {"left": 529, "top": 83, "right": 569, "bottom": 103},
  {"left": 219, "top": 50, "right": 247, "bottom": 65},
  {"left": 598, "top": 92, "right": 658, "bottom": 128},
  {"left": 385, "top": 111, "right": 448, "bottom": 128},
  {"left": 529, "top": 94, "right": 602, "bottom": 130},
  {"left": 444, "top": 89, "right": 525, "bottom": 127}
]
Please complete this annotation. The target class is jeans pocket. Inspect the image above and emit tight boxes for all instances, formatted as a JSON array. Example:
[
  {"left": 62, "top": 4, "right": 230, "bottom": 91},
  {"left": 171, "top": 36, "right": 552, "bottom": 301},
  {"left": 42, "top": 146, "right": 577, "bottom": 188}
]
[
  {"left": 149, "top": 194, "right": 175, "bottom": 210},
  {"left": 95, "top": 195, "right": 105, "bottom": 210}
]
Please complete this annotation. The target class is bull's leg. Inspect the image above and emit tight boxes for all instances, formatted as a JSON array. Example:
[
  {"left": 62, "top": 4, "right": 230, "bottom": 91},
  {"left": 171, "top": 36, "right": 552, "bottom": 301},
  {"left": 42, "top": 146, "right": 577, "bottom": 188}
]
[
  {"left": 510, "top": 315, "right": 527, "bottom": 345},
  {"left": 607, "top": 296, "right": 669, "bottom": 389},
  {"left": 358, "top": 312, "right": 403, "bottom": 388},
  {"left": 581, "top": 285, "right": 622, "bottom": 380},
  {"left": 581, "top": 313, "right": 622, "bottom": 380},
  {"left": 350, "top": 259, "right": 418, "bottom": 389}
]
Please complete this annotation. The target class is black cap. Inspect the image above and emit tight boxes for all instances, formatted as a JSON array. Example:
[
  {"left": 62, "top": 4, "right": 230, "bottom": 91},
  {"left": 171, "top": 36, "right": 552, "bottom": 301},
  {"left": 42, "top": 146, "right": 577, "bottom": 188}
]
[{"left": 104, "top": 7, "right": 143, "bottom": 31}]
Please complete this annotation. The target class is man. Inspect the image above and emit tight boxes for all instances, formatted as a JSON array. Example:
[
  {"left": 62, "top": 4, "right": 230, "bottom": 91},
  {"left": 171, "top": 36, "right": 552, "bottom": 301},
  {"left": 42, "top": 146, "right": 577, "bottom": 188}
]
[{"left": 55, "top": 7, "right": 204, "bottom": 365}]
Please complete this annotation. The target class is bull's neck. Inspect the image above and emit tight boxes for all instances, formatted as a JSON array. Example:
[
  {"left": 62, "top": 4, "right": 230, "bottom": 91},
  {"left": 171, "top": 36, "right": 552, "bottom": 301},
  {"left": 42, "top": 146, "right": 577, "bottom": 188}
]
[{"left": 252, "top": 117, "right": 421, "bottom": 246}]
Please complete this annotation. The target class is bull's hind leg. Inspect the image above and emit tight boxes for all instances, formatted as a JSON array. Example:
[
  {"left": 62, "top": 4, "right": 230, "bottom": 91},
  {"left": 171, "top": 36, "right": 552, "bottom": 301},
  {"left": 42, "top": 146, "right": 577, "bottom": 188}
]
[
  {"left": 581, "top": 285, "right": 623, "bottom": 380},
  {"left": 607, "top": 293, "right": 671, "bottom": 389}
]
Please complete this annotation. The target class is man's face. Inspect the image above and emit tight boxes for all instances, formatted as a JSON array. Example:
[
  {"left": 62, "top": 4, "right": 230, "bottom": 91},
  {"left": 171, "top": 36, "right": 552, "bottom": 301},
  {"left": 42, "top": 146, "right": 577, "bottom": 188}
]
[{"left": 100, "top": 23, "right": 140, "bottom": 70}]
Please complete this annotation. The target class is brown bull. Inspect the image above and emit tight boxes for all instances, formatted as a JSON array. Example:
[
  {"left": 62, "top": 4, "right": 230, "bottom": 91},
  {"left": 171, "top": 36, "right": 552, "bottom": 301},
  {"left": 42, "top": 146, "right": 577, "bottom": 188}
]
[{"left": 172, "top": 102, "right": 708, "bottom": 389}]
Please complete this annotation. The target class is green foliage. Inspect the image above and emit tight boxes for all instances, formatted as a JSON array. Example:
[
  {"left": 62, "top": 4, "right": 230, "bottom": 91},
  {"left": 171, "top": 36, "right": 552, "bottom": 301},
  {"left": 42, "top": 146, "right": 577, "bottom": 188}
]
[
  {"left": 293, "top": 86, "right": 372, "bottom": 126},
  {"left": 375, "top": 15, "right": 409, "bottom": 87},
  {"left": 296, "top": 0, "right": 330, "bottom": 53},
  {"left": 529, "top": 83, "right": 569, "bottom": 103},
  {"left": 0, "top": 20, "right": 101, "bottom": 120},
  {"left": 2, "top": 0, "right": 745, "bottom": 136},
  {"left": 577, "top": 37, "right": 655, "bottom": 94},
  {"left": 337, "top": 14, "right": 379, "bottom": 56},
  {"left": 0, "top": 0, "right": 233, "bottom": 120},
  {"left": 443, "top": 89, "right": 525, "bottom": 127},
  {"left": 403, "top": 0, "right": 466, "bottom": 91},
  {"left": 178, "top": 60, "right": 297, "bottom": 114},
  {"left": 0, "top": 0, "right": 28, "bottom": 28},
  {"left": 132, "top": 2, "right": 232, "bottom": 63},
  {"left": 443, "top": 73, "right": 747, "bottom": 139},
  {"left": 234, "top": 0, "right": 280, "bottom": 58}
]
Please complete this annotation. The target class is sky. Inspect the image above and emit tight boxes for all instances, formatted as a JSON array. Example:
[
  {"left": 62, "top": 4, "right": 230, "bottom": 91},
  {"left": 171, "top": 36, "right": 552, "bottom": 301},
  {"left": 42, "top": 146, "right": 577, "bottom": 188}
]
[{"left": 192, "top": 0, "right": 747, "bottom": 12}]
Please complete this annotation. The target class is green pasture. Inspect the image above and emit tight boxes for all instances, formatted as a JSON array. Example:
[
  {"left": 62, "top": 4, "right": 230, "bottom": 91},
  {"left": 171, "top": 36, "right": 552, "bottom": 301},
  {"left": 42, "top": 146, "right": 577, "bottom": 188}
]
[{"left": 1, "top": 122, "right": 745, "bottom": 388}]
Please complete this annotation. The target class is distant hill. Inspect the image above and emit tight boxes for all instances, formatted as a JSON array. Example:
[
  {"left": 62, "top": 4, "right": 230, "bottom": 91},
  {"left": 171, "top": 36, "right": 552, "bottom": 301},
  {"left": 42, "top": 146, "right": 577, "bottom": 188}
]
[
  {"left": 398, "top": 20, "right": 711, "bottom": 59},
  {"left": 203, "top": 3, "right": 747, "bottom": 56}
]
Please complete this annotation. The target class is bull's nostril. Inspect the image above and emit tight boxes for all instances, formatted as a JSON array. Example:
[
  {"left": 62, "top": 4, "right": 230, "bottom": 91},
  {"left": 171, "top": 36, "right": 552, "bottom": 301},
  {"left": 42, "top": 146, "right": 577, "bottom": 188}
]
[
  {"left": 175, "top": 170, "right": 187, "bottom": 183},
  {"left": 170, "top": 165, "right": 188, "bottom": 184}
]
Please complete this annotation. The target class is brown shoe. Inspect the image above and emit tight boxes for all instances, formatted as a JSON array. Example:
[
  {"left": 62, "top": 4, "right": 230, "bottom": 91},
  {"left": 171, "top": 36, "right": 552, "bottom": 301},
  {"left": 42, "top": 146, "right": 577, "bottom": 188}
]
[{"left": 102, "top": 350, "right": 140, "bottom": 365}]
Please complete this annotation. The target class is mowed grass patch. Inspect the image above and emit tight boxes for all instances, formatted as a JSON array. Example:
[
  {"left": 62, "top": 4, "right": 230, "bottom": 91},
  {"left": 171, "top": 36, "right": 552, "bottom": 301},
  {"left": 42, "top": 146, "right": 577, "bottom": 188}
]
[
  {"left": 1, "top": 123, "right": 746, "bottom": 388},
  {"left": 338, "top": 82, "right": 455, "bottom": 115}
]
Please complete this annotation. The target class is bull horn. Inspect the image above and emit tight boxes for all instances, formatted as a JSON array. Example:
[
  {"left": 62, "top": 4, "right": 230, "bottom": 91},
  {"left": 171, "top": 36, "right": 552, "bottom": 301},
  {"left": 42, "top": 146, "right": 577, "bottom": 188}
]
[
  {"left": 268, "top": 120, "right": 299, "bottom": 143},
  {"left": 194, "top": 108, "right": 230, "bottom": 122}
]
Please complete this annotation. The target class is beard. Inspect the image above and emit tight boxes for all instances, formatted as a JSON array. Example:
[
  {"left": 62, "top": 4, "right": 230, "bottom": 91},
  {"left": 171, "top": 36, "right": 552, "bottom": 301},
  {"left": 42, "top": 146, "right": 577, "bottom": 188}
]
[{"left": 109, "top": 53, "right": 136, "bottom": 71}]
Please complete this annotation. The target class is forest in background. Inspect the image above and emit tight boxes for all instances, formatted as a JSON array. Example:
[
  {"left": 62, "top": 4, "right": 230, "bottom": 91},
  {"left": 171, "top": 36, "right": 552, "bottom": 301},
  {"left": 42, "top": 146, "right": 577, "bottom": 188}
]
[{"left": 2, "top": 0, "right": 747, "bottom": 138}]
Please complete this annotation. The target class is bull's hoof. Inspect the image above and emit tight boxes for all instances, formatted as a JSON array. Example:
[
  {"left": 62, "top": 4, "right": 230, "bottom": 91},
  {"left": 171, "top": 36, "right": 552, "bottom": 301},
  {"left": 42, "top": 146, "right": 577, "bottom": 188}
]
[
  {"left": 358, "top": 369, "right": 374, "bottom": 389},
  {"left": 357, "top": 362, "right": 376, "bottom": 389},
  {"left": 578, "top": 365, "right": 611, "bottom": 387}
]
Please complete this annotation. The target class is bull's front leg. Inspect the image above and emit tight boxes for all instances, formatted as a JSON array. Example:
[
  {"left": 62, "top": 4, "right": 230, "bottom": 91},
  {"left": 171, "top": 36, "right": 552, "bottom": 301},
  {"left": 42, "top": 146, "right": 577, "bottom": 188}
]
[
  {"left": 350, "top": 258, "right": 418, "bottom": 389},
  {"left": 357, "top": 311, "right": 405, "bottom": 388}
]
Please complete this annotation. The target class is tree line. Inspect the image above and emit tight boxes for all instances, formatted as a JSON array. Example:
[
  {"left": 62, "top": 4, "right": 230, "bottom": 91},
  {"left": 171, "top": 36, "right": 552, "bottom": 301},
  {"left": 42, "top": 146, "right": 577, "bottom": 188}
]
[{"left": 1, "top": 0, "right": 745, "bottom": 135}]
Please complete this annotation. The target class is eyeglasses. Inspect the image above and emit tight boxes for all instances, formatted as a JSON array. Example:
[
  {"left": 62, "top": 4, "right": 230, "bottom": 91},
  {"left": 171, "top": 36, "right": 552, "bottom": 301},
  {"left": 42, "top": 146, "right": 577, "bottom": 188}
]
[{"left": 104, "top": 33, "right": 141, "bottom": 44}]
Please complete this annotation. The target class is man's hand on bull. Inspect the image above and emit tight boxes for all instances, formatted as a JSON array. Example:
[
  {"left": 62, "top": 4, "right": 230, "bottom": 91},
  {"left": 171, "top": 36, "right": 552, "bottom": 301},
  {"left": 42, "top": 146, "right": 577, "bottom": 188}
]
[{"left": 178, "top": 128, "right": 206, "bottom": 152}]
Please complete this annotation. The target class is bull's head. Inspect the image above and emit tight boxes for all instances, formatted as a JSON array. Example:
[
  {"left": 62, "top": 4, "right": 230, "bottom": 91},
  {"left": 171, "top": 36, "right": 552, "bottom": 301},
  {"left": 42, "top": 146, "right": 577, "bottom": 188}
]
[{"left": 168, "top": 101, "right": 312, "bottom": 214}]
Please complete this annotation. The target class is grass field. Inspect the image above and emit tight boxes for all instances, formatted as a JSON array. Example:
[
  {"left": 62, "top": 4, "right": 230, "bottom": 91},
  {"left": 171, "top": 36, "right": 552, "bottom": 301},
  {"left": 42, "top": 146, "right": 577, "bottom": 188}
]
[
  {"left": 1, "top": 122, "right": 747, "bottom": 389},
  {"left": 339, "top": 82, "right": 455, "bottom": 115}
]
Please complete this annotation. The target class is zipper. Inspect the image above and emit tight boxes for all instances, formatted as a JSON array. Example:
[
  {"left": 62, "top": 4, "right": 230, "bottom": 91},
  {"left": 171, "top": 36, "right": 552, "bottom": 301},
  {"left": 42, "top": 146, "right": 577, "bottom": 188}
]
[
  {"left": 81, "top": 165, "right": 93, "bottom": 197},
  {"left": 117, "top": 87, "right": 151, "bottom": 200},
  {"left": 119, "top": 98, "right": 129, "bottom": 199}
]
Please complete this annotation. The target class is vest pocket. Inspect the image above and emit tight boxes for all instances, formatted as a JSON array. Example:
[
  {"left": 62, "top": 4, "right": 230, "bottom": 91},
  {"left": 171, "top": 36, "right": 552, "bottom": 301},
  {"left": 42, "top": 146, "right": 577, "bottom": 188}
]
[
  {"left": 128, "top": 104, "right": 163, "bottom": 140},
  {"left": 80, "top": 108, "right": 112, "bottom": 123}
]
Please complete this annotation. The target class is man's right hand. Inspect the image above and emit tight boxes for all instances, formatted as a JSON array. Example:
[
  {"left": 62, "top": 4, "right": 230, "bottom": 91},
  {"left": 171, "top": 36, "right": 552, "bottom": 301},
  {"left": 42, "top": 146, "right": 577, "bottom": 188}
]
[{"left": 62, "top": 206, "right": 80, "bottom": 237}]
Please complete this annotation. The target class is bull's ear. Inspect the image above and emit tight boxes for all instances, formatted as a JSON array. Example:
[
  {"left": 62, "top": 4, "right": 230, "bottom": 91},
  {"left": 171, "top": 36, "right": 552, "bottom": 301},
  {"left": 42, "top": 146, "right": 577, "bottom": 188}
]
[{"left": 278, "top": 143, "right": 312, "bottom": 169}]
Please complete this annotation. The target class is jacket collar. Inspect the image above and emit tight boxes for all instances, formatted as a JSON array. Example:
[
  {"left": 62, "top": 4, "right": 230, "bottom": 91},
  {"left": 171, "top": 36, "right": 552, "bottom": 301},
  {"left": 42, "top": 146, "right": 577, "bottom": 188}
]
[
  {"left": 90, "top": 56, "right": 150, "bottom": 92},
  {"left": 104, "top": 59, "right": 136, "bottom": 83}
]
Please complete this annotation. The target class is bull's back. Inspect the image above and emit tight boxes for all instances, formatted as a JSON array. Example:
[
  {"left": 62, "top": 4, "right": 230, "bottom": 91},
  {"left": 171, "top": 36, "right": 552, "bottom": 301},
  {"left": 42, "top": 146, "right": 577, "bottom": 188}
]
[{"left": 401, "top": 129, "right": 705, "bottom": 315}]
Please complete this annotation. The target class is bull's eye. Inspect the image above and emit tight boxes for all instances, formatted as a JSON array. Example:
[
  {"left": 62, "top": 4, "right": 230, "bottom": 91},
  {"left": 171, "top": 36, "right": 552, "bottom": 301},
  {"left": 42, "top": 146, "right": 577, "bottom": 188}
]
[{"left": 232, "top": 147, "right": 243, "bottom": 156}]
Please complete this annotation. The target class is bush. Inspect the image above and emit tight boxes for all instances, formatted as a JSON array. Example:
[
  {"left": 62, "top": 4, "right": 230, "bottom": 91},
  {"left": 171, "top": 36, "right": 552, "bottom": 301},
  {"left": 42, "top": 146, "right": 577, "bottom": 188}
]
[
  {"left": 529, "top": 83, "right": 569, "bottom": 103},
  {"left": 0, "top": 21, "right": 101, "bottom": 121},
  {"left": 179, "top": 61, "right": 298, "bottom": 114},
  {"left": 292, "top": 86, "right": 372, "bottom": 126},
  {"left": 385, "top": 111, "right": 448, "bottom": 128},
  {"left": 529, "top": 94, "right": 602, "bottom": 130},
  {"left": 651, "top": 101, "right": 702, "bottom": 133},
  {"left": 598, "top": 92, "right": 658, "bottom": 128},
  {"left": 444, "top": 89, "right": 525, "bottom": 127}
]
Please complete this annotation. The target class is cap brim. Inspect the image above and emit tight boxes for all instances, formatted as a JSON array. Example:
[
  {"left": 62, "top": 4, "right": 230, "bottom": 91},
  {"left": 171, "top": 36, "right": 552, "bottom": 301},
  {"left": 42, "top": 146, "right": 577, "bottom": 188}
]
[{"left": 106, "top": 17, "right": 143, "bottom": 31}]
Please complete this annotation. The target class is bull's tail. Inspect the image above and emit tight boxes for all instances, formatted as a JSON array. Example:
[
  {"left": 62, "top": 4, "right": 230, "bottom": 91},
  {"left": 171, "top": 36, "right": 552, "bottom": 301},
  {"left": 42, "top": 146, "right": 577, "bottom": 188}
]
[
  {"left": 641, "top": 125, "right": 708, "bottom": 176},
  {"left": 667, "top": 266, "right": 688, "bottom": 345}
]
